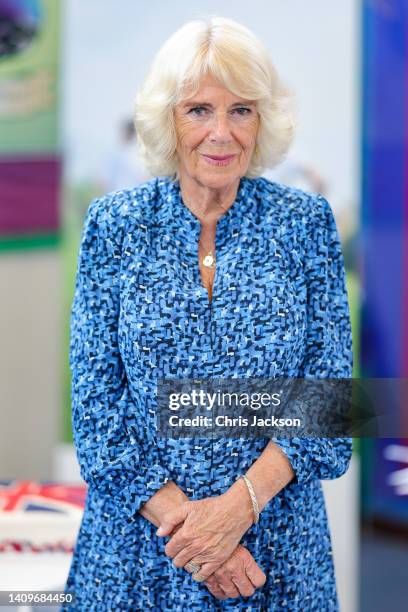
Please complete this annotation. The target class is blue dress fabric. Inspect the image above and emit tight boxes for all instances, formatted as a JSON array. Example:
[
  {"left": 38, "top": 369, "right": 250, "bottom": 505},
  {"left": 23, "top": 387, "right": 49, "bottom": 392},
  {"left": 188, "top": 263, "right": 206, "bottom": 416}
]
[{"left": 62, "top": 176, "right": 353, "bottom": 611}]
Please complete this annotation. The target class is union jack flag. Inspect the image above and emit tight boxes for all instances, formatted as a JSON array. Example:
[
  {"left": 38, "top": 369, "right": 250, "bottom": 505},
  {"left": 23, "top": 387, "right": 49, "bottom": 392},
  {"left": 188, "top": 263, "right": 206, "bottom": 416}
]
[{"left": 0, "top": 480, "right": 87, "bottom": 515}]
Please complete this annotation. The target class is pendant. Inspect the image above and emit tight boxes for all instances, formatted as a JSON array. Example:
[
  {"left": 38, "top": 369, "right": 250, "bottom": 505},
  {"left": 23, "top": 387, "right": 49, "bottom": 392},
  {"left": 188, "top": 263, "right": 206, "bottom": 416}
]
[{"left": 202, "top": 251, "right": 216, "bottom": 268}]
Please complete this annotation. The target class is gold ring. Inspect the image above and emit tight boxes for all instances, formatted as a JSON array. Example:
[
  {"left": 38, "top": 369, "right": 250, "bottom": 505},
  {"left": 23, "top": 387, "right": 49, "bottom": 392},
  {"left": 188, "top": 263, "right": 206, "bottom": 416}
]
[{"left": 185, "top": 561, "right": 202, "bottom": 574}]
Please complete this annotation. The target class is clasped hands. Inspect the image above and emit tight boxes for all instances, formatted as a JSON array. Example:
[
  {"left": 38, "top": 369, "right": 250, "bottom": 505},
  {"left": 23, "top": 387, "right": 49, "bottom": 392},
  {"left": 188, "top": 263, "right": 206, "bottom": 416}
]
[{"left": 156, "top": 479, "right": 266, "bottom": 601}]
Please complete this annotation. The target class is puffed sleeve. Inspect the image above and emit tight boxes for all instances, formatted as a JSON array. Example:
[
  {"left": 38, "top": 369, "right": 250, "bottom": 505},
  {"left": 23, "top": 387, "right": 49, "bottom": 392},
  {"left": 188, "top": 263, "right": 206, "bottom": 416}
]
[
  {"left": 271, "top": 195, "right": 353, "bottom": 484},
  {"left": 69, "top": 195, "right": 171, "bottom": 516}
]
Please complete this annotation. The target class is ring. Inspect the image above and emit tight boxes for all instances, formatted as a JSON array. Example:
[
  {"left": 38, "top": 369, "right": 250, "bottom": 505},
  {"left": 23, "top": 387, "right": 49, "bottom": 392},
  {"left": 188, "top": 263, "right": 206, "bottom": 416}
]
[{"left": 185, "top": 561, "right": 202, "bottom": 574}]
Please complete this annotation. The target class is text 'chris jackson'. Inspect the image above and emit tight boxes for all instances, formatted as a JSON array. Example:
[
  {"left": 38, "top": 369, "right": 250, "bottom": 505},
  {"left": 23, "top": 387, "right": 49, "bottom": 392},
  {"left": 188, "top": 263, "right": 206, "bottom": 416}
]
[{"left": 167, "top": 415, "right": 302, "bottom": 428}]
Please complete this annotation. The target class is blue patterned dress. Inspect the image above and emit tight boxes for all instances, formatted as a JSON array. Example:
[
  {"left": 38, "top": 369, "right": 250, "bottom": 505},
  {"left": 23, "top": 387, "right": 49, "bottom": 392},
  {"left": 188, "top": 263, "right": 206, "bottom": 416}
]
[{"left": 62, "top": 176, "right": 353, "bottom": 611}]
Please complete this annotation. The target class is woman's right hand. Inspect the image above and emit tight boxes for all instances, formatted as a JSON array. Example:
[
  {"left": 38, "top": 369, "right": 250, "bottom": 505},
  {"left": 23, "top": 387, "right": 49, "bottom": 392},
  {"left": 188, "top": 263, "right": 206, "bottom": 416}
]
[
  {"left": 142, "top": 482, "right": 266, "bottom": 599},
  {"left": 199, "top": 544, "right": 266, "bottom": 600}
]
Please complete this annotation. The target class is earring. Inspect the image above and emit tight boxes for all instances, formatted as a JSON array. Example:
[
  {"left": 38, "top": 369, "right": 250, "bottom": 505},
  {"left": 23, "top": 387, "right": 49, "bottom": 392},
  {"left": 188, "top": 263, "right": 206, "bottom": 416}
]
[{"left": 255, "top": 145, "right": 260, "bottom": 157}]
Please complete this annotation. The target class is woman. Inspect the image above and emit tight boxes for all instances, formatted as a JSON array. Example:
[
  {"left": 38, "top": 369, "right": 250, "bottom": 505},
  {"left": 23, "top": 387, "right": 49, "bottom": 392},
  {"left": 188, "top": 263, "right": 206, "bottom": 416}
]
[{"left": 63, "top": 16, "right": 353, "bottom": 611}]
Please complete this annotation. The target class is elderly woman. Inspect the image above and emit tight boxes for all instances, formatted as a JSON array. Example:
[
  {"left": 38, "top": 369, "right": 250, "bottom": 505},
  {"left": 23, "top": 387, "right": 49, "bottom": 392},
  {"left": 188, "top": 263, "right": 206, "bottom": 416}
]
[{"left": 63, "top": 16, "right": 353, "bottom": 611}]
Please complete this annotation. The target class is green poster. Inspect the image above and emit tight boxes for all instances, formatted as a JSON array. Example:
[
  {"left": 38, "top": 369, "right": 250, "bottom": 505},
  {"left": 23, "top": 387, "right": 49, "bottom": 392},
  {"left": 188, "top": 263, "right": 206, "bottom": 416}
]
[{"left": 0, "top": 0, "right": 60, "bottom": 154}]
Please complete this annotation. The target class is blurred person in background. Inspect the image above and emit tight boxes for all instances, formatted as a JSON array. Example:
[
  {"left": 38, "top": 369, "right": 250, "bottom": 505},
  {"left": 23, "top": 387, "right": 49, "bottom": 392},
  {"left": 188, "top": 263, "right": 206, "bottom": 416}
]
[
  {"left": 99, "top": 118, "right": 148, "bottom": 193},
  {"left": 62, "top": 16, "right": 353, "bottom": 610}
]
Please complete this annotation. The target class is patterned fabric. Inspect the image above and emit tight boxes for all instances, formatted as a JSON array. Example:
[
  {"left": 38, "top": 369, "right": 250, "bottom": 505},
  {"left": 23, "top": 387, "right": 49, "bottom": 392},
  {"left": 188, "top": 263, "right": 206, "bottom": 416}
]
[{"left": 62, "top": 176, "right": 353, "bottom": 611}]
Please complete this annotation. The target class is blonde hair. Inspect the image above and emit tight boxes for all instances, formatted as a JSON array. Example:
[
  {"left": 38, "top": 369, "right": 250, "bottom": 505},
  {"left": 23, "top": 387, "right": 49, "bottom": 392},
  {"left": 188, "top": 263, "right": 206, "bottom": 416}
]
[{"left": 134, "top": 16, "right": 296, "bottom": 178}]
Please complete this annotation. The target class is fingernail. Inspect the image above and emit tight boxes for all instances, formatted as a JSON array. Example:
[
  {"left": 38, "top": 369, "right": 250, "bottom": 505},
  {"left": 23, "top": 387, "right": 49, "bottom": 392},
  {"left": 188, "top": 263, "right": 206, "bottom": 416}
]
[{"left": 156, "top": 526, "right": 164, "bottom": 536}]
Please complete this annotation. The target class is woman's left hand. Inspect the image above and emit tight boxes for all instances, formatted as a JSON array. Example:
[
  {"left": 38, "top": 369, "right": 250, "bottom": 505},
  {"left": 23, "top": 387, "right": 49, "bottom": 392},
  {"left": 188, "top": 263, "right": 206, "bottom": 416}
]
[{"left": 156, "top": 479, "right": 254, "bottom": 582}]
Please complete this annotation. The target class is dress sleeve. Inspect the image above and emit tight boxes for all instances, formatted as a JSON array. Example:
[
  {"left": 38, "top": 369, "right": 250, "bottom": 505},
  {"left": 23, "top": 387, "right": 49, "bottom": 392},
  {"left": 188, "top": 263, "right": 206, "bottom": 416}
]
[
  {"left": 69, "top": 195, "right": 171, "bottom": 516},
  {"left": 271, "top": 195, "right": 353, "bottom": 484}
]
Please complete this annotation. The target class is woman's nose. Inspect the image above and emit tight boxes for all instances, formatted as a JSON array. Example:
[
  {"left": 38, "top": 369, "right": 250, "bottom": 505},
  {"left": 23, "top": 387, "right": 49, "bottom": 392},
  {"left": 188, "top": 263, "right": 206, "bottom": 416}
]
[{"left": 208, "top": 111, "right": 233, "bottom": 142}]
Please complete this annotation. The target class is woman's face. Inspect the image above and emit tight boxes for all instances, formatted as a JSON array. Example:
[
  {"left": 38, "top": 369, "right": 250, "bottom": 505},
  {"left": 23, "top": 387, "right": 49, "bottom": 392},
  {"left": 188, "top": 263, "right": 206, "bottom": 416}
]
[{"left": 174, "top": 74, "right": 259, "bottom": 191}]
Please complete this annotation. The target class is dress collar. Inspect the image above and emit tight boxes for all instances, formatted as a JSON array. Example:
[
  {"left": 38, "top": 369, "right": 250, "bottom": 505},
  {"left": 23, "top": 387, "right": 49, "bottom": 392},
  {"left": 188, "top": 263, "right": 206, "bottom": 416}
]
[{"left": 159, "top": 175, "right": 259, "bottom": 244}]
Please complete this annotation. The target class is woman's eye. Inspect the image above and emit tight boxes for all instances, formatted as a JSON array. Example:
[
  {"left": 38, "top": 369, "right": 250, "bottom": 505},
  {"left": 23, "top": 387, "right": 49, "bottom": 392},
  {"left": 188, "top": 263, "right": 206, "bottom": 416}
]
[
  {"left": 187, "top": 106, "right": 252, "bottom": 118},
  {"left": 232, "top": 107, "right": 252, "bottom": 116},
  {"left": 189, "top": 107, "right": 208, "bottom": 117}
]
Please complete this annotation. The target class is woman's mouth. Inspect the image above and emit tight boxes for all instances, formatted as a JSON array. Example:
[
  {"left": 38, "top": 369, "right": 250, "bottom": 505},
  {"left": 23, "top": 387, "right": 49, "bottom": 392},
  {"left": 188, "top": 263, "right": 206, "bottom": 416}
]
[{"left": 202, "top": 154, "right": 236, "bottom": 166}]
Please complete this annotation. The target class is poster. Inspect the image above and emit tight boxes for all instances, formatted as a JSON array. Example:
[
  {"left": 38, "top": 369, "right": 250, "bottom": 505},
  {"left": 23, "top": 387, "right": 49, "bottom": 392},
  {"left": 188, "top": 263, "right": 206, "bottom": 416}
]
[{"left": 0, "top": 0, "right": 61, "bottom": 247}]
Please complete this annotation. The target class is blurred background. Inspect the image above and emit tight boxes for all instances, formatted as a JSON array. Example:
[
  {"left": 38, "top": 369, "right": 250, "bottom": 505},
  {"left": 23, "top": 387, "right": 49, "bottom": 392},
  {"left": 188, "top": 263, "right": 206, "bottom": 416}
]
[{"left": 0, "top": 1, "right": 407, "bottom": 611}]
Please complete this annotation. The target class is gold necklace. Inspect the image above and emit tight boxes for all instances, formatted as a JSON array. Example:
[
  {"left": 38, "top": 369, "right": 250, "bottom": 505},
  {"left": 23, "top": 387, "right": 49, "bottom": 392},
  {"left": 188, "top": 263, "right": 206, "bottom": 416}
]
[
  {"left": 202, "top": 250, "right": 216, "bottom": 268},
  {"left": 199, "top": 239, "right": 216, "bottom": 269}
]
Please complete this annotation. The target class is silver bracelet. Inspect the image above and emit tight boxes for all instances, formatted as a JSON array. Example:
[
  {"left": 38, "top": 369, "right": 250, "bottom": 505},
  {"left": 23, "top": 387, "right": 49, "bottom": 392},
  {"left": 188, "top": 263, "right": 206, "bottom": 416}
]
[{"left": 240, "top": 474, "right": 260, "bottom": 524}]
